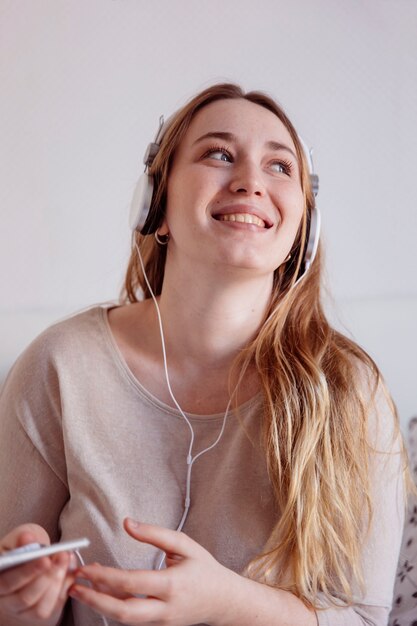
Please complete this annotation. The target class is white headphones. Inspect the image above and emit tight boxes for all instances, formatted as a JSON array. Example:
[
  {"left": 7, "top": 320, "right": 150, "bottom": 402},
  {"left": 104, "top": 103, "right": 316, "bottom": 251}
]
[
  {"left": 129, "top": 113, "right": 321, "bottom": 277},
  {"left": 129, "top": 115, "right": 168, "bottom": 234}
]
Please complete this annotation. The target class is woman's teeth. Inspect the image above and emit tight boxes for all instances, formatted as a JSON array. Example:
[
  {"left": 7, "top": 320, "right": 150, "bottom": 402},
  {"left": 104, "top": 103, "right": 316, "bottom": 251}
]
[{"left": 218, "top": 213, "right": 265, "bottom": 228}]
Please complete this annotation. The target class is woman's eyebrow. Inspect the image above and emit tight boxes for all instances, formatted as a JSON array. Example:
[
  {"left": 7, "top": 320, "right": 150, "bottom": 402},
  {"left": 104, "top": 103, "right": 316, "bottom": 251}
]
[
  {"left": 193, "top": 131, "right": 234, "bottom": 145},
  {"left": 266, "top": 141, "right": 297, "bottom": 160},
  {"left": 193, "top": 132, "right": 297, "bottom": 160}
]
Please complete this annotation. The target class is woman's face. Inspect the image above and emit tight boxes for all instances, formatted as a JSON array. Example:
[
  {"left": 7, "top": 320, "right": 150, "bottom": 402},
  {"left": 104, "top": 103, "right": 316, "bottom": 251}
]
[{"left": 163, "top": 98, "right": 305, "bottom": 279}]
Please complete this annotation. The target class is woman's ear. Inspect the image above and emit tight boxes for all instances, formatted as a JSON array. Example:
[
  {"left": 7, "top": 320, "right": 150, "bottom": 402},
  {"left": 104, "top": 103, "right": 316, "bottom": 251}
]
[{"left": 157, "top": 218, "right": 169, "bottom": 237}]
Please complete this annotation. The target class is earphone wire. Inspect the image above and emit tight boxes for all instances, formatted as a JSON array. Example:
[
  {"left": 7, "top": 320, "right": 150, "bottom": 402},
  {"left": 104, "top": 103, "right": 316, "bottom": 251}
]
[
  {"left": 73, "top": 550, "right": 110, "bottom": 626},
  {"left": 134, "top": 241, "right": 234, "bottom": 570},
  {"left": 134, "top": 242, "right": 196, "bottom": 457}
]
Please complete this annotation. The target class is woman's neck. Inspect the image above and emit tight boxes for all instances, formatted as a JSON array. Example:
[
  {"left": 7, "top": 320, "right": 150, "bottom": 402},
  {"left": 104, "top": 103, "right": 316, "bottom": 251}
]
[
  {"left": 157, "top": 261, "right": 274, "bottom": 369},
  {"left": 110, "top": 259, "right": 274, "bottom": 413}
]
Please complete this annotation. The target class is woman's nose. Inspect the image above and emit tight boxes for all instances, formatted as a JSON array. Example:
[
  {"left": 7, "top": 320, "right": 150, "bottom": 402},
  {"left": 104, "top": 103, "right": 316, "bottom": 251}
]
[{"left": 228, "top": 161, "right": 265, "bottom": 197}]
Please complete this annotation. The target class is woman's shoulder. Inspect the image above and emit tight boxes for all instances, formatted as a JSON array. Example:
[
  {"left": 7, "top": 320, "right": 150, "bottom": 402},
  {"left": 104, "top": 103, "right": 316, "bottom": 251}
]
[
  {"left": 2, "top": 303, "right": 114, "bottom": 390},
  {"left": 30, "top": 303, "right": 109, "bottom": 353}
]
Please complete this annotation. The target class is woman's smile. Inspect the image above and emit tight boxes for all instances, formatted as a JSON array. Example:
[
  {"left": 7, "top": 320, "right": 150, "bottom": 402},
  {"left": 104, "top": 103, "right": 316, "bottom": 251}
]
[
  {"left": 217, "top": 213, "right": 266, "bottom": 227},
  {"left": 211, "top": 203, "right": 274, "bottom": 229}
]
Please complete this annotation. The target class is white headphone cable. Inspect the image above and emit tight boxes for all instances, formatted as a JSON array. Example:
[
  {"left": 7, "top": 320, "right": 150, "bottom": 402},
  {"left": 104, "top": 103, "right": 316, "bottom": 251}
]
[
  {"left": 73, "top": 550, "right": 110, "bottom": 626},
  {"left": 134, "top": 241, "right": 234, "bottom": 569},
  {"left": 134, "top": 243, "right": 196, "bottom": 460}
]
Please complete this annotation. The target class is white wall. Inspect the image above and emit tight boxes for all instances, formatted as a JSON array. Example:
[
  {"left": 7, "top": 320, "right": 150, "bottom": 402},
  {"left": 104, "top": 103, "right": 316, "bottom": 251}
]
[{"left": 1, "top": 0, "right": 416, "bottom": 428}]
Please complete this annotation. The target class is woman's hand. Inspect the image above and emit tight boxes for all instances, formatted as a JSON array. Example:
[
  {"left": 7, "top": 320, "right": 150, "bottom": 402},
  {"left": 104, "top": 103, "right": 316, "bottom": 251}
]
[
  {"left": 70, "top": 517, "right": 240, "bottom": 626},
  {"left": 0, "top": 524, "right": 75, "bottom": 626}
]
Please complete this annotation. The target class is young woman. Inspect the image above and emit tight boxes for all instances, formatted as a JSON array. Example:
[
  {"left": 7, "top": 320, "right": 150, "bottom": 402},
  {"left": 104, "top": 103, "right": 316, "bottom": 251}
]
[{"left": 0, "top": 83, "right": 406, "bottom": 626}]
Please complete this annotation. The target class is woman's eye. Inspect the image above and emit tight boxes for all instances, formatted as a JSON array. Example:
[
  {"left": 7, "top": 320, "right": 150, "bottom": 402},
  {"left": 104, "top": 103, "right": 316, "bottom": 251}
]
[
  {"left": 204, "top": 147, "right": 232, "bottom": 162},
  {"left": 270, "top": 160, "right": 292, "bottom": 175}
]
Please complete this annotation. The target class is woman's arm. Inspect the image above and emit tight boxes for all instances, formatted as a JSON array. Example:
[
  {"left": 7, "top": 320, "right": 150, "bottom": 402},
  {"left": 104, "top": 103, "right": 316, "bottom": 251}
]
[
  {"left": 71, "top": 508, "right": 401, "bottom": 626},
  {"left": 71, "top": 518, "right": 317, "bottom": 626},
  {"left": 0, "top": 339, "right": 72, "bottom": 625},
  {"left": 0, "top": 345, "right": 69, "bottom": 541}
]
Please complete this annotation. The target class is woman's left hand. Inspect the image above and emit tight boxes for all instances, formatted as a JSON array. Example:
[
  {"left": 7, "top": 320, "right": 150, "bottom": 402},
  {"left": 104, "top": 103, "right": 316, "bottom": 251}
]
[{"left": 69, "top": 517, "right": 240, "bottom": 626}]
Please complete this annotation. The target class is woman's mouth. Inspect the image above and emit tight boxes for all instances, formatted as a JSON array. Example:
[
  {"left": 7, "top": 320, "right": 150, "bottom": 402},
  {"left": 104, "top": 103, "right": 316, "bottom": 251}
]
[{"left": 216, "top": 213, "right": 266, "bottom": 228}]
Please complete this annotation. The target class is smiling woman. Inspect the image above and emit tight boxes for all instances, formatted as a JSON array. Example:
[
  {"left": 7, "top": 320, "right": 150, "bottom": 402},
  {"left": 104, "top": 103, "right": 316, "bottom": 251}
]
[{"left": 0, "top": 83, "right": 408, "bottom": 626}]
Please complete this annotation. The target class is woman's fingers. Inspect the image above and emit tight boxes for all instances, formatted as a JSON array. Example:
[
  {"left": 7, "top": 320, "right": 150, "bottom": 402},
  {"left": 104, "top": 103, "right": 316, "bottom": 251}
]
[
  {"left": 123, "top": 518, "right": 202, "bottom": 559},
  {"left": 0, "top": 525, "right": 53, "bottom": 598},
  {"left": 0, "top": 557, "right": 51, "bottom": 597},
  {"left": 23, "top": 552, "right": 70, "bottom": 620},
  {"left": 9, "top": 567, "right": 55, "bottom": 614},
  {"left": 0, "top": 551, "right": 72, "bottom": 620},
  {"left": 76, "top": 563, "right": 169, "bottom": 599},
  {"left": 71, "top": 524, "right": 229, "bottom": 626},
  {"left": 0, "top": 525, "right": 74, "bottom": 622},
  {"left": 70, "top": 584, "right": 164, "bottom": 625}
]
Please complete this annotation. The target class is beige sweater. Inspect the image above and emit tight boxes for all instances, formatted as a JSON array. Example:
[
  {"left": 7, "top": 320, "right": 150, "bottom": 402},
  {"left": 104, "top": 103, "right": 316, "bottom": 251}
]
[{"left": 0, "top": 305, "right": 405, "bottom": 626}]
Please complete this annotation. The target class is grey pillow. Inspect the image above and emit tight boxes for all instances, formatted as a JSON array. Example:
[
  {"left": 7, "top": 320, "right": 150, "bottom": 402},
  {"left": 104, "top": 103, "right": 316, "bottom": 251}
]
[{"left": 389, "top": 417, "right": 417, "bottom": 626}]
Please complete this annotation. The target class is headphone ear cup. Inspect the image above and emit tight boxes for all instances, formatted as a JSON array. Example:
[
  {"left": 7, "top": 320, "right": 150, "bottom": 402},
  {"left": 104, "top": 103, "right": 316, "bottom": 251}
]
[{"left": 129, "top": 172, "right": 154, "bottom": 232}]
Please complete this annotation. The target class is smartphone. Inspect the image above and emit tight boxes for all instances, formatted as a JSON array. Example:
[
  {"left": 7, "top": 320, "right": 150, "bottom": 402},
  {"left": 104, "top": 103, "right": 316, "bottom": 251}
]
[{"left": 0, "top": 538, "right": 90, "bottom": 572}]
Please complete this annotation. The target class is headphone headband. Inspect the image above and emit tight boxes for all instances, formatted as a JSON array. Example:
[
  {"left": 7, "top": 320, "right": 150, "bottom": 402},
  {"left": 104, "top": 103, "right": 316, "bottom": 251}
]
[{"left": 142, "top": 115, "right": 167, "bottom": 169}]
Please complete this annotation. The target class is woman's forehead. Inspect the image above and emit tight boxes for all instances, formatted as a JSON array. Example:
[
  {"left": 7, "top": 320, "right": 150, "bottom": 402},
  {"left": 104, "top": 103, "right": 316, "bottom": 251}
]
[{"left": 183, "top": 98, "right": 295, "bottom": 148}]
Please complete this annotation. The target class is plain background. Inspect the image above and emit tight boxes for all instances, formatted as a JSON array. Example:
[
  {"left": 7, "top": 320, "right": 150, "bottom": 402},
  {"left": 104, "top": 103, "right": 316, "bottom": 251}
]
[{"left": 0, "top": 0, "right": 416, "bottom": 428}]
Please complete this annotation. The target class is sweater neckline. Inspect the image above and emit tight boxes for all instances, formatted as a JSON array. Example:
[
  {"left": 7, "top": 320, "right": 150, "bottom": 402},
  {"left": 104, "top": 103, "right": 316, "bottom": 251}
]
[{"left": 97, "top": 304, "right": 262, "bottom": 422}]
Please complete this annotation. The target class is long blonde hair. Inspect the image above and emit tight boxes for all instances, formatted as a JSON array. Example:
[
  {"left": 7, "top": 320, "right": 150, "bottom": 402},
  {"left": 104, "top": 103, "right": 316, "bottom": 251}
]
[{"left": 121, "top": 83, "right": 404, "bottom": 607}]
